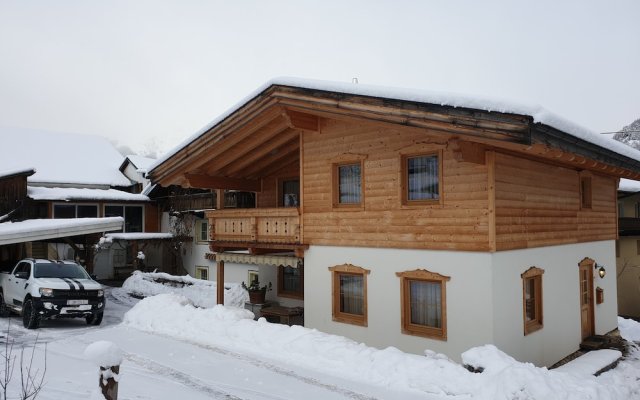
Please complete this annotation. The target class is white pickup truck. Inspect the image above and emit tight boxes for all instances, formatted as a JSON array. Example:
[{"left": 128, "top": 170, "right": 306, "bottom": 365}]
[{"left": 0, "top": 258, "right": 105, "bottom": 329}]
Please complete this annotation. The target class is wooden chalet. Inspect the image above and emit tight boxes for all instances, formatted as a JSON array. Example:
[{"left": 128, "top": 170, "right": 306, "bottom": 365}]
[{"left": 148, "top": 78, "right": 640, "bottom": 366}]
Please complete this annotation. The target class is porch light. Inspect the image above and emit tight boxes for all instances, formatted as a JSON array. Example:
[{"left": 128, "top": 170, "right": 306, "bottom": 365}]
[{"left": 595, "top": 263, "right": 606, "bottom": 279}]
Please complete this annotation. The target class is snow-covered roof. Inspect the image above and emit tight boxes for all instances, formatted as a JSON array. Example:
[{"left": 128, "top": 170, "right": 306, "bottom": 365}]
[
  {"left": 28, "top": 186, "right": 149, "bottom": 202},
  {"left": 150, "top": 77, "right": 640, "bottom": 172},
  {"left": 619, "top": 178, "right": 640, "bottom": 193},
  {"left": 122, "top": 155, "right": 156, "bottom": 173},
  {"left": 0, "top": 168, "right": 35, "bottom": 180},
  {"left": 104, "top": 232, "right": 173, "bottom": 241},
  {"left": 0, "top": 126, "right": 131, "bottom": 187},
  {"left": 0, "top": 217, "right": 124, "bottom": 245}
]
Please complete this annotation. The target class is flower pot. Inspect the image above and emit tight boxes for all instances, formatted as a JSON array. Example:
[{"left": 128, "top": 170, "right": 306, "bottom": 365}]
[{"left": 248, "top": 289, "right": 267, "bottom": 304}]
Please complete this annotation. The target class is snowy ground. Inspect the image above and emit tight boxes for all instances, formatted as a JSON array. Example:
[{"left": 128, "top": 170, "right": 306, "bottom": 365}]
[{"left": 0, "top": 276, "right": 639, "bottom": 399}]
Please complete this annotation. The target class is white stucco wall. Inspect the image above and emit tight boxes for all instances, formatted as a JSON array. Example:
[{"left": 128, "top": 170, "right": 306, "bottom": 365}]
[
  {"left": 304, "top": 241, "right": 618, "bottom": 366},
  {"left": 616, "top": 236, "right": 640, "bottom": 318},
  {"left": 303, "top": 245, "right": 494, "bottom": 362},
  {"left": 491, "top": 240, "right": 617, "bottom": 366}
]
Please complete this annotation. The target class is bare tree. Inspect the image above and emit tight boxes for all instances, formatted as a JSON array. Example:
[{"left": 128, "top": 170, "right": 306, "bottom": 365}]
[{"left": 0, "top": 320, "right": 47, "bottom": 400}]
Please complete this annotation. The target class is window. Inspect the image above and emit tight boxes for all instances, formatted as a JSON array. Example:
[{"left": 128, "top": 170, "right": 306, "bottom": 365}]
[
  {"left": 53, "top": 204, "right": 98, "bottom": 219},
  {"left": 278, "top": 264, "right": 304, "bottom": 299},
  {"left": 195, "top": 266, "right": 209, "bottom": 280},
  {"left": 105, "top": 205, "right": 144, "bottom": 232},
  {"left": 280, "top": 179, "right": 300, "bottom": 207},
  {"left": 580, "top": 175, "right": 592, "bottom": 209},
  {"left": 396, "top": 269, "right": 450, "bottom": 340},
  {"left": 618, "top": 202, "right": 624, "bottom": 218},
  {"left": 521, "top": 266, "right": 544, "bottom": 335},
  {"left": 333, "top": 162, "right": 363, "bottom": 207},
  {"left": 196, "top": 220, "right": 208, "bottom": 243},
  {"left": 402, "top": 152, "right": 442, "bottom": 205},
  {"left": 113, "top": 249, "right": 126, "bottom": 267},
  {"left": 329, "top": 264, "right": 370, "bottom": 326}
]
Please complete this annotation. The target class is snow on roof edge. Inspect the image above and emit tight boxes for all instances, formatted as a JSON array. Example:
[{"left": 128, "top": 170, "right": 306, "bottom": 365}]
[{"left": 149, "top": 77, "right": 640, "bottom": 173}]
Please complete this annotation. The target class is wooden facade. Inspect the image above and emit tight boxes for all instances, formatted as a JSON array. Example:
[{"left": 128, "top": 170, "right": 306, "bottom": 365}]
[{"left": 149, "top": 83, "right": 634, "bottom": 255}]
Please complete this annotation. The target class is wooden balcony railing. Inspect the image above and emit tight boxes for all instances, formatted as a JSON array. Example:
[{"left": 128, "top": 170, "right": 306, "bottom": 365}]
[{"left": 205, "top": 208, "right": 300, "bottom": 244}]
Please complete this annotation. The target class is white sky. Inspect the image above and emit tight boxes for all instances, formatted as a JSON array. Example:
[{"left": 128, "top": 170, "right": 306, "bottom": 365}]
[{"left": 0, "top": 0, "right": 639, "bottom": 156}]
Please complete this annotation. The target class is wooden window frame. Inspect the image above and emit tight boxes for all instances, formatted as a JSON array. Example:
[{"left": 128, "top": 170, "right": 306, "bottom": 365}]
[
  {"left": 328, "top": 264, "right": 370, "bottom": 326},
  {"left": 277, "top": 264, "right": 304, "bottom": 300},
  {"left": 579, "top": 172, "right": 592, "bottom": 210},
  {"left": 521, "top": 266, "right": 544, "bottom": 335},
  {"left": 332, "top": 160, "right": 365, "bottom": 209},
  {"left": 52, "top": 203, "right": 99, "bottom": 219},
  {"left": 396, "top": 269, "right": 450, "bottom": 340},
  {"left": 400, "top": 150, "right": 443, "bottom": 207}
]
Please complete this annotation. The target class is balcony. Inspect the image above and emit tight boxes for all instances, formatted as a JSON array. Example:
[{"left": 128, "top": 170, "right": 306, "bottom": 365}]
[{"left": 205, "top": 208, "right": 305, "bottom": 254}]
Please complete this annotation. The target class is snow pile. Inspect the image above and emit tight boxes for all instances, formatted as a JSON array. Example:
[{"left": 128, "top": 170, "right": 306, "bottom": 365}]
[
  {"left": 618, "top": 316, "right": 640, "bottom": 342},
  {"left": 84, "top": 341, "right": 124, "bottom": 368},
  {"left": 619, "top": 178, "right": 640, "bottom": 192},
  {"left": 123, "top": 294, "right": 639, "bottom": 399},
  {"left": 121, "top": 271, "right": 248, "bottom": 308}
]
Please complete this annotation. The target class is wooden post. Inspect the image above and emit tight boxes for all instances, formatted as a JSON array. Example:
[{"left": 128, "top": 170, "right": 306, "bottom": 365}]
[
  {"left": 99, "top": 365, "right": 119, "bottom": 400},
  {"left": 217, "top": 260, "right": 225, "bottom": 305}
]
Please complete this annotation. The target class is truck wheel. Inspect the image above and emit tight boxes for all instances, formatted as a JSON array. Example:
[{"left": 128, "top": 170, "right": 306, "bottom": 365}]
[
  {"left": 86, "top": 311, "right": 103, "bottom": 326},
  {"left": 0, "top": 292, "right": 10, "bottom": 317},
  {"left": 22, "top": 299, "right": 39, "bottom": 329}
]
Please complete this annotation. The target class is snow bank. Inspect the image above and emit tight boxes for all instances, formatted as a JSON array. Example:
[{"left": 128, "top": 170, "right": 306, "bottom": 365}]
[
  {"left": 28, "top": 186, "right": 149, "bottom": 201},
  {"left": 618, "top": 316, "right": 640, "bottom": 342},
  {"left": 121, "top": 271, "right": 248, "bottom": 308},
  {"left": 554, "top": 350, "right": 621, "bottom": 377},
  {"left": 123, "top": 294, "right": 639, "bottom": 399}
]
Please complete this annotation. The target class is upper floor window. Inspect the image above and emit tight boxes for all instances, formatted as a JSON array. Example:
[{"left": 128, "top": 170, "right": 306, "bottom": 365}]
[
  {"left": 333, "top": 162, "right": 363, "bottom": 207},
  {"left": 281, "top": 179, "right": 300, "bottom": 207},
  {"left": 105, "top": 205, "right": 143, "bottom": 232},
  {"left": 53, "top": 204, "right": 98, "bottom": 219},
  {"left": 402, "top": 152, "right": 442, "bottom": 205},
  {"left": 521, "top": 266, "right": 544, "bottom": 335},
  {"left": 396, "top": 269, "right": 450, "bottom": 340},
  {"left": 329, "top": 264, "right": 369, "bottom": 326}
]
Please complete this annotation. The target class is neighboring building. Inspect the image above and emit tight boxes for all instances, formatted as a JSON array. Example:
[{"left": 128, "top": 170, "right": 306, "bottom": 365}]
[
  {"left": 616, "top": 178, "right": 640, "bottom": 318},
  {"left": 147, "top": 78, "right": 640, "bottom": 366},
  {"left": 0, "top": 127, "right": 161, "bottom": 275},
  {"left": 119, "top": 155, "right": 156, "bottom": 193}
]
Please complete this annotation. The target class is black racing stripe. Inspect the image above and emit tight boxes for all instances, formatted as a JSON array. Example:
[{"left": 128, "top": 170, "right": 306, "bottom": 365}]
[
  {"left": 71, "top": 279, "right": 85, "bottom": 290},
  {"left": 61, "top": 278, "right": 76, "bottom": 290}
]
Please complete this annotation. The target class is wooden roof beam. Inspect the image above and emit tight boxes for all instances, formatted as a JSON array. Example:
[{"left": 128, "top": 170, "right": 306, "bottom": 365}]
[
  {"left": 241, "top": 140, "right": 300, "bottom": 178},
  {"left": 283, "top": 109, "right": 319, "bottom": 131},
  {"left": 224, "top": 137, "right": 300, "bottom": 177},
  {"left": 184, "top": 173, "right": 262, "bottom": 192}
]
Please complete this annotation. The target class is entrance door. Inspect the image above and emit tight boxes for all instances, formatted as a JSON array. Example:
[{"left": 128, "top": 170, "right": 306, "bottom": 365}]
[{"left": 578, "top": 259, "right": 595, "bottom": 340}]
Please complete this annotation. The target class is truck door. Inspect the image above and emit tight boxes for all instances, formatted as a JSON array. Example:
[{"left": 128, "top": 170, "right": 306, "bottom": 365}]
[{"left": 6, "top": 261, "right": 31, "bottom": 306}]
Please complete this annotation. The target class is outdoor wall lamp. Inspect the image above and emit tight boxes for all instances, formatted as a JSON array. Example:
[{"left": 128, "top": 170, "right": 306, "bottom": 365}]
[{"left": 595, "top": 263, "right": 606, "bottom": 278}]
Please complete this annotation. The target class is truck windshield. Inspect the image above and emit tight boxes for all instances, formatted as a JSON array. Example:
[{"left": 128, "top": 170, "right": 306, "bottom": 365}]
[{"left": 33, "top": 263, "right": 90, "bottom": 279}]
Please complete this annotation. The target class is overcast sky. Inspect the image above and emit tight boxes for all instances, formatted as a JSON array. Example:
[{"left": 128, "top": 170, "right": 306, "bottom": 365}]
[{"left": 1, "top": 0, "right": 638, "bottom": 157}]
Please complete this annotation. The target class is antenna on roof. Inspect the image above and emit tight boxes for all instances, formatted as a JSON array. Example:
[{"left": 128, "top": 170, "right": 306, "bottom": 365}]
[{"left": 352, "top": 78, "right": 359, "bottom": 84}]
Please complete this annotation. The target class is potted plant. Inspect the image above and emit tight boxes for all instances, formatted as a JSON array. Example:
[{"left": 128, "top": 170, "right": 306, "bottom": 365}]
[{"left": 242, "top": 278, "right": 272, "bottom": 304}]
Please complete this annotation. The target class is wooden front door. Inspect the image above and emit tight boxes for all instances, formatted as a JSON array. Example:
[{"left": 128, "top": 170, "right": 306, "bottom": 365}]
[{"left": 578, "top": 260, "right": 595, "bottom": 340}]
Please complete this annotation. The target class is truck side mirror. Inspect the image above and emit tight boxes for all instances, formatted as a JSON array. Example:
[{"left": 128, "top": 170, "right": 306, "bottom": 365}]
[{"left": 15, "top": 271, "right": 28, "bottom": 279}]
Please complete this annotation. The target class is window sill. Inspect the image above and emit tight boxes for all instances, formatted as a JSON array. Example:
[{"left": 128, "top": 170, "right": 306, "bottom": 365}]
[
  {"left": 524, "top": 322, "right": 543, "bottom": 336},
  {"left": 333, "top": 314, "right": 367, "bottom": 327},
  {"left": 402, "top": 326, "right": 447, "bottom": 341}
]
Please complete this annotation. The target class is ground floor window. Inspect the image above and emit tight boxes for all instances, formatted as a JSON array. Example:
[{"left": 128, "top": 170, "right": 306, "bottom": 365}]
[
  {"left": 195, "top": 266, "right": 209, "bottom": 280},
  {"left": 278, "top": 264, "right": 304, "bottom": 299},
  {"left": 396, "top": 269, "right": 450, "bottom": 340},
  {"left": 329, "top": 264, "right": 370, "bottom": 326},
  {"left": 521, "top": 266, "right": 544, "bottom": 335}
]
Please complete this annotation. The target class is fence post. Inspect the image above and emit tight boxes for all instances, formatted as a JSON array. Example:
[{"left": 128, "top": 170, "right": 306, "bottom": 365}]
[{"left": 84, "top": 341, "right": 124, "bottom": 400}]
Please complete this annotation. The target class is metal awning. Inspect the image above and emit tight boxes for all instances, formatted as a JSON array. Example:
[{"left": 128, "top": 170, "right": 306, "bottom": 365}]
[
  {"left": 210, "top": 252, "right": 301, "bottom": 268},
  {"left": 0, "top": 217, "right": 124, "bottom": 245}
]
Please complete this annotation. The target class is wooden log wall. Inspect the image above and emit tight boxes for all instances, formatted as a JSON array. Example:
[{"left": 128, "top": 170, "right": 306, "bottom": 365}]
[
  {"left": 494, "top": 153, "right": 617, "bottom": 250},
  {"left": 301, "top": 119, "right": 490, "bottom": 251},
  {"left": 258, "top": 163, "right": 299, "bottom": 208}
]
